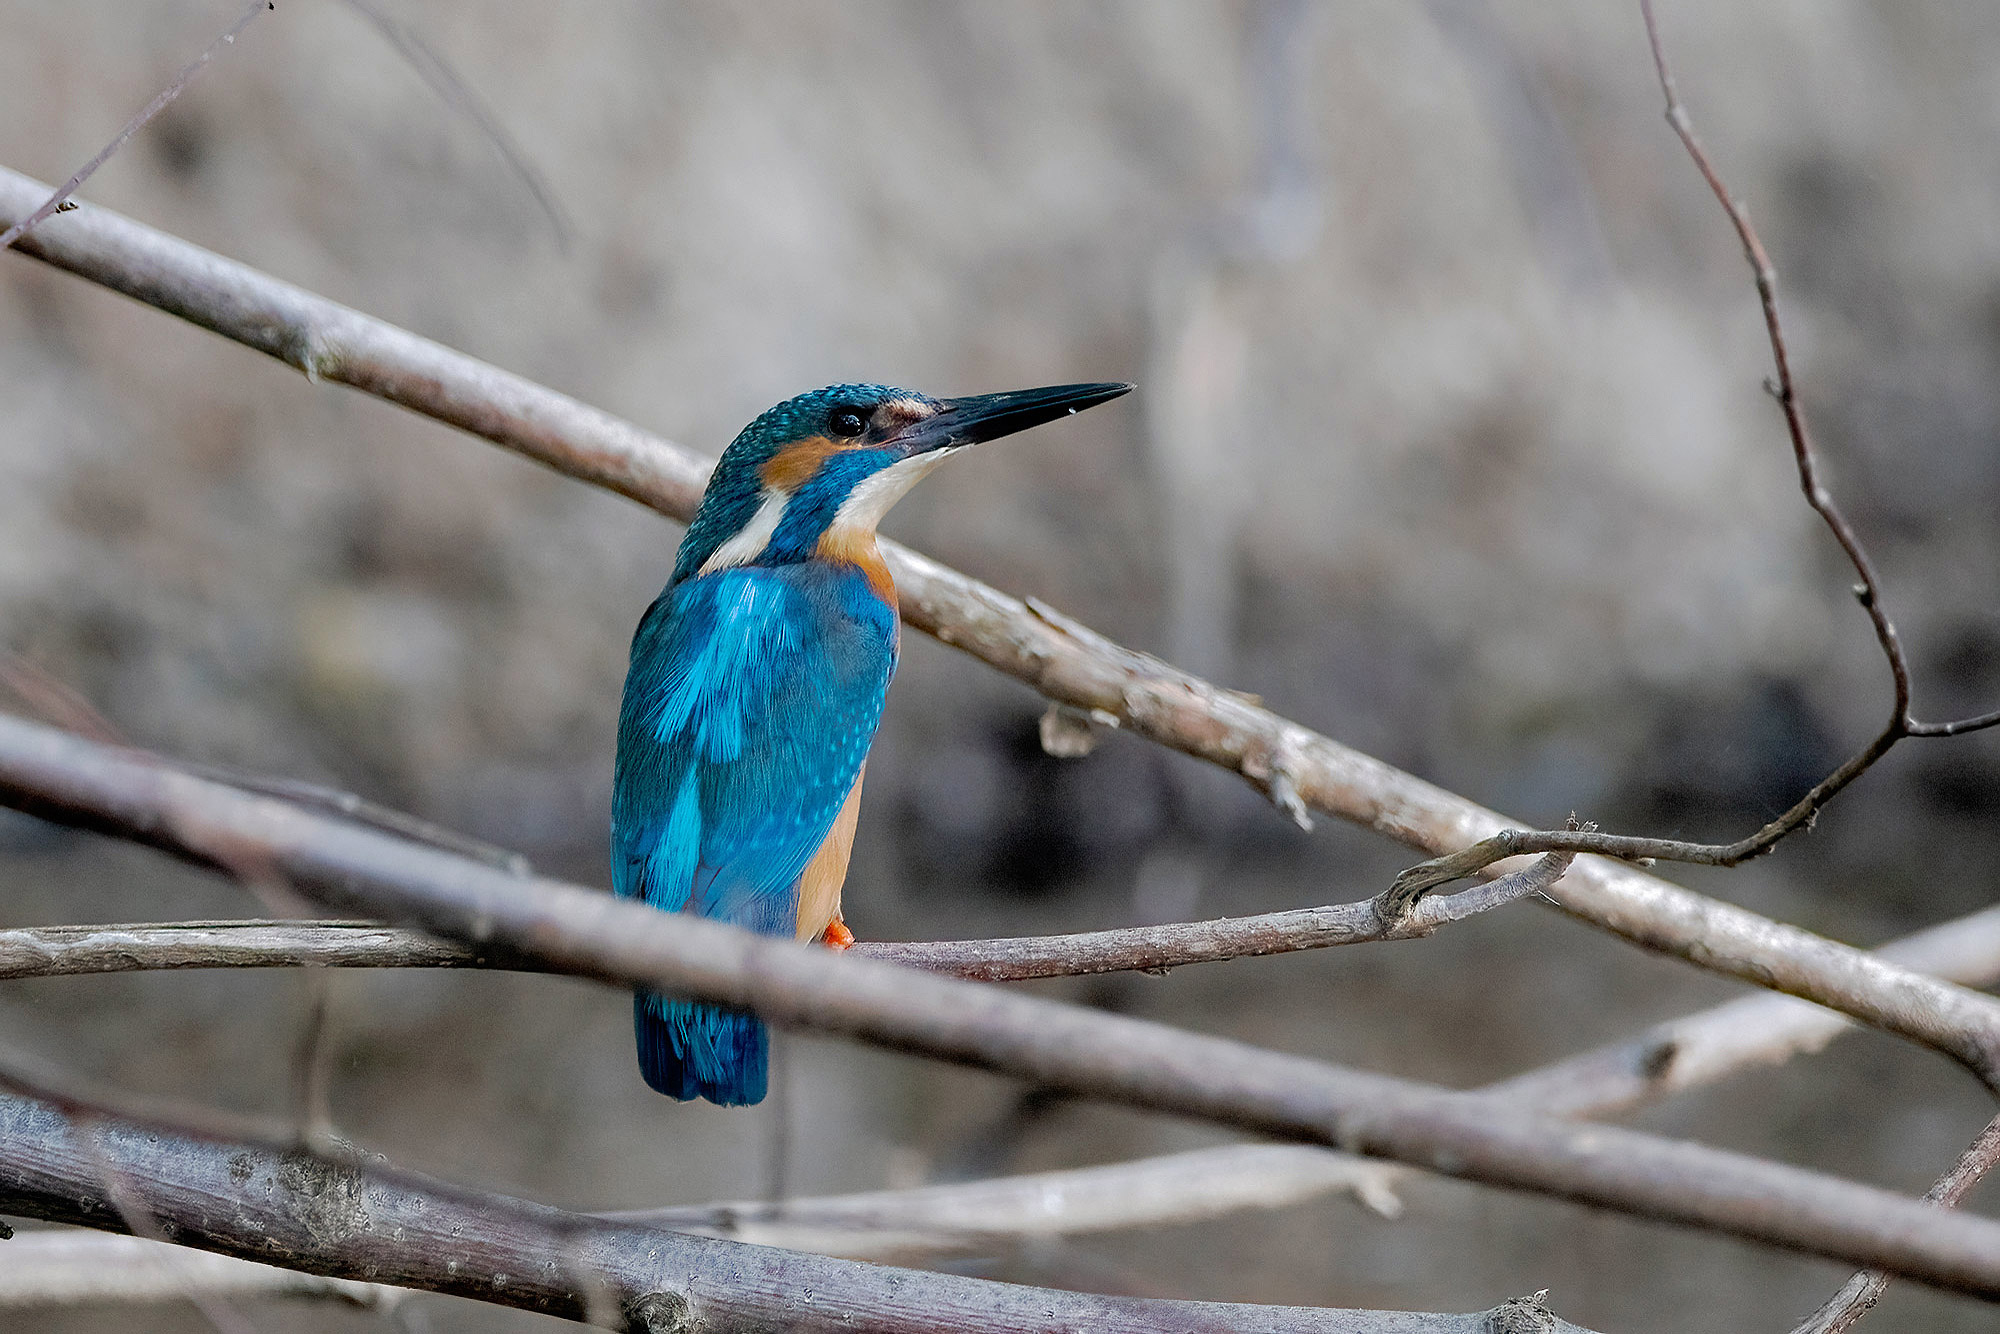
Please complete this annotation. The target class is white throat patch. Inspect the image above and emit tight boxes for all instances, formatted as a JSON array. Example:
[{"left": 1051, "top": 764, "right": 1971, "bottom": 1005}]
[
  {"left": 829, "top": 450, "right": 954, "bottom": 536},
  {"left": 697, "top": 449, "right": 955, "bottom": 575}
]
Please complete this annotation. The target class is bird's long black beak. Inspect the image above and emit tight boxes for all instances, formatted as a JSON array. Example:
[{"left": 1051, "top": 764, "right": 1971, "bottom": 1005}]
[{"left": 898, "top": 382, "right": 1133, "bottom": 455}]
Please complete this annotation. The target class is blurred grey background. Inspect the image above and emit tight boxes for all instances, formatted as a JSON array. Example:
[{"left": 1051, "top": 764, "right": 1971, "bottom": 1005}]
[{"left": 3, "top": 2, "right": 2000, "bottom": 1330}]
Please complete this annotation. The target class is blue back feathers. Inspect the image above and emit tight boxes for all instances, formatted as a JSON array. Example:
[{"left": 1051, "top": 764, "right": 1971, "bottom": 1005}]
[
  {"left": 616, "top": 385, "right": 917, "bottom": 1105},
  {"left": 613, "top": 378, "right": 1128, "bottom": 1104}
]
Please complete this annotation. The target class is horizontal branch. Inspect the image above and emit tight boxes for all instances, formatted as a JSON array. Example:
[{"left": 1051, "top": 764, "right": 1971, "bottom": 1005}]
[
  {"left": 613, "top": 1143, "right": 1410, "bottom": 1259},
  {"left": 9, "top": 895, "right": 1992, "bottom": 1263},
  {"left": 7, "top": 717, "right": 2000, "bottom": 1298},
  {"left": 0, "top": 852, "right": 1573, "bottom": 985},
  {"left": 0, "top": 920, "right": 523, "bottom": 980},
  {"left": 0, "top": 1081, "right": 1573, "bottom": 1333},
  {"left": 4, "top": 164, "right": 1994, "bottom": 1092},
  {"left": 23, "top": 896, "right": 1997, "bottom": 1280}
]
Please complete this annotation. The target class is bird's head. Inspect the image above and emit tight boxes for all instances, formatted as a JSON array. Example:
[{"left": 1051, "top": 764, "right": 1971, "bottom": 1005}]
[{"left": 673, "top": 381, "right": 1131, "bottom": 588}]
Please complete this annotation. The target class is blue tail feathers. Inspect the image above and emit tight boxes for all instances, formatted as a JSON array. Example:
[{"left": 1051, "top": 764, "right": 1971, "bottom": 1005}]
[{"left": 634, "top": 993, "right": 769, "bottom": 1106}]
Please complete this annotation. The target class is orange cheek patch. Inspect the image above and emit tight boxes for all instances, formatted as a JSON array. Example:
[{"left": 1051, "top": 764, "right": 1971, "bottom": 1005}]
[{"left": 759, "top": 436, "right": 843, "bottom": 492}]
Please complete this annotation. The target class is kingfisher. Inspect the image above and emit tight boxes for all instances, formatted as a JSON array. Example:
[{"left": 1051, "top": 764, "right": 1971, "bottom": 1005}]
[{"left": 612, "top": 380, "right": 1132, "bottom": 1105}]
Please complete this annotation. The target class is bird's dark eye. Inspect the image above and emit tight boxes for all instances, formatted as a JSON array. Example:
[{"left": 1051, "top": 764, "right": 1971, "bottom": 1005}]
[{"left": 828, "top": 407, "right": 868, "bottom": 438}]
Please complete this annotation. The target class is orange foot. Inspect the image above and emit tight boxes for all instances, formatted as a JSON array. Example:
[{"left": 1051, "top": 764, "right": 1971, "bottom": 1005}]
[{"left": 821, "top": 918, "right": 855, "bottom": 951}]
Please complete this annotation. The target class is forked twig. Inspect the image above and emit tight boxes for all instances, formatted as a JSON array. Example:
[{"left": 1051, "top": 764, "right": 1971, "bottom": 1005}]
[
  {"left": 1385, "top": 0, "right": 2000, "bottom": 910},
  {"left": 1791, "top": 1113, "right": 2000, "bottom": 1334}
]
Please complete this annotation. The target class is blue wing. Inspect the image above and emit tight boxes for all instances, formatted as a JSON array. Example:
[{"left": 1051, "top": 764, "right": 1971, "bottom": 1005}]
[{"left": 611, "top": 562, "right": 897, "bottom": 1103}]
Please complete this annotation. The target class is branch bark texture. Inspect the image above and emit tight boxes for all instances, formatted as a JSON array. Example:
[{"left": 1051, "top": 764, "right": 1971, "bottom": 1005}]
[{"left": 0, "top": 1084, "right": 1576, "bottom": 1334}]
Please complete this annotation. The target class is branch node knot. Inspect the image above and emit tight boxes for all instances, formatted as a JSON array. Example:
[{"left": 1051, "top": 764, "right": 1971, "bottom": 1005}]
[
  {"left": 1485, "top": 1289, "right": 1557, "bottom": 1334},
  {"left": 1266, "top": 735, "right": 1313, "bottom": 832},
  {"left": 1038, "top": 703, "right": 1101, "bottom": 759},
  {"left": 625, "top": 1290, "right": 695, "bottom": 1334}
]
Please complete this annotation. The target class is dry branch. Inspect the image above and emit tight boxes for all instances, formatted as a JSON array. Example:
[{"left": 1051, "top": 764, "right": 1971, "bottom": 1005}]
[
  {"left": 5, "top": 716, "right": 2000, "bottom": 1298},
  {"left": 611, "top": 1144, "right": 1410, "bottom": 1260},
  {"left": 3, "top": 165, "right": 1994, "bottom": 1095},
  {"left": 0, "top": 1082, "right": 1585, "bottom": 1333},
  {"left": 1791, "top": 1115, "right": 2000, "bottom": 1334},
  {"left": 15, "top": 898, "right": 2000, "bottom": 1265},
  {"left": 14, "top": 898, "right": 2000, "bottom": 1261},
  {"left": 1632, "top": 6, "right": 2000, "bottom": 1321},
  {"left": 0, "top": 849, "right": 1572, "bottom": 984}
]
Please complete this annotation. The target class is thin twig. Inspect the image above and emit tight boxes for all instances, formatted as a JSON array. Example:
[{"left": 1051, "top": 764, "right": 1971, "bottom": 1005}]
[
  {"left": 1791, "top": 1114, "right": 2000, "bottom": 1334},
  {"left": 338, "top": 0, "right": 573, "bottom": 250},
  {"left": 0, "top": 851, "right": 1572, "bottom": 984},
  {"left": 176, "top": 762, "right": 531, "bottom": 876},
  {"left": 5, "top": 719, "right": 2000, "bottom": 1293},
  {"left": 0, "top": 684, "right": 530, "bottom": 874},
  {"left": 1385, "top": 0, "right": 2000, "bottom": 902},
  {"left": 4, "top": 168, "right": 1999, "bottom": 1086},
  {"left": 0, "top": 2, "right": 273, "bottom": 254}
]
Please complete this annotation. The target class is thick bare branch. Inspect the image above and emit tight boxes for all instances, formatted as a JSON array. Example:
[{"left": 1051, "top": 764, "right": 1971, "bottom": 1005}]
[
  {"left": 6, "top": 718, "right": 2000, "bottom": 1295},
  {"left": 0, "top": 850, "right": 1572, "bottom": 985},
  {"left": 3, "top": 164, "right": 1991, "bottom": 1090},
  {"left": 0, "top": 1081, "right": 1583, "bottom": 1334},
  {"left": 671, "top": 897, "right": 2000, "bottom": 1258},
  {"left": 13, "top": 898, "right": 2000, "bottom": 1259}
]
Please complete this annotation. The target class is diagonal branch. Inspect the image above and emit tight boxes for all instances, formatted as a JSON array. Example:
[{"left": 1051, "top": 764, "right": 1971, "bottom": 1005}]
[
  {"left": 1790, "top": 1113, "right": 2000, "bottom": 1334},
  {"left": 0, "top": 1075, "right": 1591, "bottom": 1334},
  {"left": 7, "top": 717, "right": 2000, "bottom": 1295},
  {"left": 5, "top": 168, "right": 1999, "bottom": 1094},
  {"left": 16, "top": 896, "right": 2000, "bottom": 1262}
]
